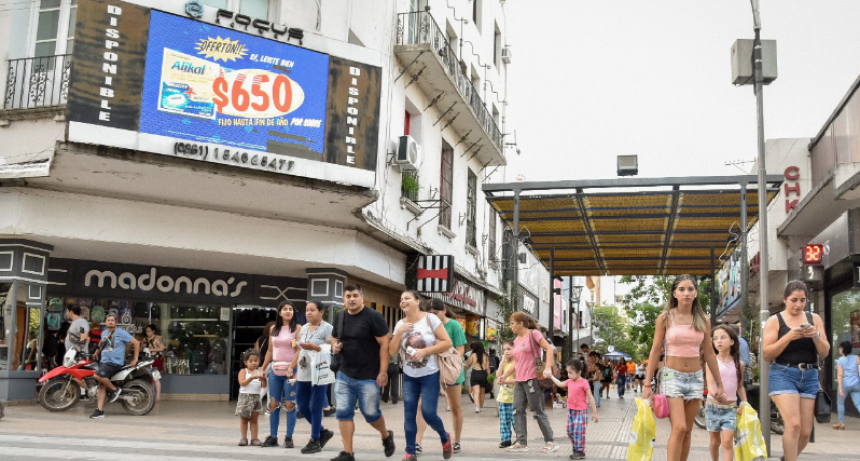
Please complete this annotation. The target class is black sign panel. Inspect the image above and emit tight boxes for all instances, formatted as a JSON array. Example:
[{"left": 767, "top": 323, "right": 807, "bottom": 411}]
[
  {"left": 324, "top": 56, "right": 381, "bottom": 170},
  {"left": 48, "top": 258, "right": 305, "bottom": 308},
  {"left": 66, "top": 0, "right": 150, "bottom": 130}
]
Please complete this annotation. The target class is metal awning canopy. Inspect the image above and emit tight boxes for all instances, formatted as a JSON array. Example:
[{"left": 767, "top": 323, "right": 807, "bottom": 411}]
[{"left": 483, "top": 175, "right": 783, "bottom": 276}]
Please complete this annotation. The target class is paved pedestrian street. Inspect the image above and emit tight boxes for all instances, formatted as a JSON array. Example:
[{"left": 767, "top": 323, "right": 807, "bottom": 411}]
[{"left": 0, "top": 392, "right": 857, "bottom": 460}]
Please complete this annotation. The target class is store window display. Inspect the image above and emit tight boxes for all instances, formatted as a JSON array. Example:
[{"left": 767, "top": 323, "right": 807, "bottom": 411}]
[
  {"left": 831, "top": 288, "right": 860, "bottom": 388},
  {"left": 45, "top": 296, "right": 229, "bottom": 375}
]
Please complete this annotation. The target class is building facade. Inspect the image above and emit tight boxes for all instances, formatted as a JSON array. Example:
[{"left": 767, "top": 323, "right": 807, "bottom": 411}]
[{"left": 0, "top": 0, "right": 513, "bottom": 402}]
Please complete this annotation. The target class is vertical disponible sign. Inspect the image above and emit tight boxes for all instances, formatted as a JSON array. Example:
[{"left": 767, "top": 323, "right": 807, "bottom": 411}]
[
  {"left": 66, "top": 0, "right": 381, "bottom": 183},
  {"left": 67, "top": 0, "right": 150, "bottom": 130}
]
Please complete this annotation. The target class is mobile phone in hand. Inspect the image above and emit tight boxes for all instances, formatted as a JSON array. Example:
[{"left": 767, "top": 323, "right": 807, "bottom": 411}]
[
  {"left": 406, "top": 346, "right": 417, "bottom": 355},
  {"left": 799, "top": 323, "right": 812, "bottom": 329}
]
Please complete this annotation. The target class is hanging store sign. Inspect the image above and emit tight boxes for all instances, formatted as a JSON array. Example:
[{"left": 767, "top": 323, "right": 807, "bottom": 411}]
[
  {"left": 424, "top": 277, "right": 485, "bottom": 315},
  {"left": 47, "top": 258, "right": 305, "bottom": 308},
  {"left": 67, "top": 0, "right": 381, "bottom": 187},
  {"left": 406, "top": 255, "right": 454, "bottom": 293}
]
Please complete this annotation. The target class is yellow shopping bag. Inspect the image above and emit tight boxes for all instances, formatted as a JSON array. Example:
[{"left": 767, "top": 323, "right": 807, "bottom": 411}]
[
  {"left": 627, "top": 398, "right": 656, "bottom": 461},
  {"left": 733, "top": 403, "right": 769, "bottom": 461}
]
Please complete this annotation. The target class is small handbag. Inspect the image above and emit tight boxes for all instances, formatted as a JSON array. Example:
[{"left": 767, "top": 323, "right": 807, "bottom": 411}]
[
  {"left": 814, "top": 383, "right": 832, "bottom": 423},
  {"left": 652, "top": 393, "right": 669, "bottom": 419}
]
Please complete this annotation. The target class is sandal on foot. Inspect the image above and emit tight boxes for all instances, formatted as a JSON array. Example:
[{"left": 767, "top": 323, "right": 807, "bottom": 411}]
[
  {"left": 250, "top": 439, "right": 262, "bottom": 446},
  {"left": 541, "top": 442, "right": 559, "bottom": 453},
  {"left": 239, "top": 438, "right": 249, "bottom": 446}
]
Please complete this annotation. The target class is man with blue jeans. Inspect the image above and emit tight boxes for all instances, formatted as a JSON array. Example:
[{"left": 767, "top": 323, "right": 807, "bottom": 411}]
[
  {"left": 90, "top": 314, "right": 139, "bottom": 419},
  {"left": 330, "top": 284, "right": 395, "bottom": 461}
]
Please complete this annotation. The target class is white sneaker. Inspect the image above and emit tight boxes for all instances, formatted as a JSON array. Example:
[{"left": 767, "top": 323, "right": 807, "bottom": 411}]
[
  {"left": 475, "top": 407, "right": 480, "bottom": 413},
  {"left": 446, "top": 405, "right": 450, "bottom": 411}
]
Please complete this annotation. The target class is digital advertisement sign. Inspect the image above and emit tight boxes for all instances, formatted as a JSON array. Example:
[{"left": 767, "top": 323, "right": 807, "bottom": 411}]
[
  {"left": 67, "top": 0, "right": 381, "bottom": 187},
  {"left": 139, "top": 10, "right": 330, "bottom": 159}
]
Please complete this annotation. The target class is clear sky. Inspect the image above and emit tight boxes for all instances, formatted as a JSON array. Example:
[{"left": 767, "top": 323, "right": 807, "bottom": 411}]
[{"left": 499, "top": 0, "right": 860, "bottom": 183}]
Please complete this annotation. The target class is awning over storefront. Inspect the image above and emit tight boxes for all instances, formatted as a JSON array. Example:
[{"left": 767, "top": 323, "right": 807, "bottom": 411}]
[{"left": 484, "top": 176, "right": 782, "bottom": 276}]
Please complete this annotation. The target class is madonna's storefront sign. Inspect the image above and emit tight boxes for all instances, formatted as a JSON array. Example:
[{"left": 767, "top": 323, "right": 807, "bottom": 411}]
[{"left": 49, "top": 259, "right": 305, "bottom": 307}]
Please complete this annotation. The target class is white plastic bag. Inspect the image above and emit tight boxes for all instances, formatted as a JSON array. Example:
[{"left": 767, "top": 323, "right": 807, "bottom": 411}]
[{"left": 311, "top": 345, "right": 336, "bottom": 386}]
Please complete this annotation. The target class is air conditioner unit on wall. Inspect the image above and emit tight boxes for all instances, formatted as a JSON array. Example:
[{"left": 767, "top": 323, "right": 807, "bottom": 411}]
[
  {"left": 501, "top": 47, "right": 512, "bottom": 65},
  {"left": 396, "top": 135, "right": 422, "bottom": 172}
]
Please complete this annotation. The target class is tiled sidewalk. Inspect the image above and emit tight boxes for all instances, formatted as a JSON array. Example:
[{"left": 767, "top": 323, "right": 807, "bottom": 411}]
[{"left": 1, "top": 388, "right": 858, "bottom": 460}]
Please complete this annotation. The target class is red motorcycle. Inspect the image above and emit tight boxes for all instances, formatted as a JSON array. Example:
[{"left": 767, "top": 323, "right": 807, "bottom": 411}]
[{"left": 38, "top": 350, "right": 156, "bottom": 416}]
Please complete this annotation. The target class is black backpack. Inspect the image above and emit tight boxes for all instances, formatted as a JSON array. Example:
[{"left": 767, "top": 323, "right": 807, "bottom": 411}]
[{"left": 602, "top": 366, "right": 612, "bottom": 379}]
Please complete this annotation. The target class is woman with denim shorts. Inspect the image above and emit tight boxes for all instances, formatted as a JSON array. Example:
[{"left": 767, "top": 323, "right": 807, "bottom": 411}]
[
  {"left": 643, "top": 275, "right": 726, "bottom": 461},
  {"left": 762, "top": 280, "right": 829, "bottom": 461}
]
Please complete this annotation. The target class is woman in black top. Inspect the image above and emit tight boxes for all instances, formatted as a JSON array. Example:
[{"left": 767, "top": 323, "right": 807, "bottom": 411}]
[{"left": 762, "top": 280, "right": 830, "bottom": 461}]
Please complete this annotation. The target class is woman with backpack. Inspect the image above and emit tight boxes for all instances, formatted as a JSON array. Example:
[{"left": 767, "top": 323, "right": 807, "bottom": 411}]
[
  {"left": 503, "top": 312, "right": 558, "bottom": 453},
  {"left": 389, "top": 290, "right": 454, "bottom": 461}
]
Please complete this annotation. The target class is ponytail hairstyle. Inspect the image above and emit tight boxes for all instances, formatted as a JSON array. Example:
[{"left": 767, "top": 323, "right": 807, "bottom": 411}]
[
  {"left": 662, "top": 274, "right": 709, "bottom": 333},
  {"left": 712, "top": 324, "right": 742, "bottom": 387},
  {"left": 509, "top": 311, "right": 537, "bottom": 330},
  {"left": 783, "top": 280, "right": 809, "bottom": 300},
  {"left": 242, "top": 349, "right": 261, "bottom": 364}
]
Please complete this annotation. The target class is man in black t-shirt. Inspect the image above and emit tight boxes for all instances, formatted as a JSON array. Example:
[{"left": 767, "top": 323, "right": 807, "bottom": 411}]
[{"left": 330, "top": 283, "right": 395, "bottom": 461}]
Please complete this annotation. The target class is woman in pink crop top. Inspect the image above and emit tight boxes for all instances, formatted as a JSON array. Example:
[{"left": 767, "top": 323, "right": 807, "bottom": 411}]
[
  {"left": 642, "top": 275, "right": 725, "bottom": 461},
  {"left": 260, "top": 301, "right": 301, "bottom": 448}
]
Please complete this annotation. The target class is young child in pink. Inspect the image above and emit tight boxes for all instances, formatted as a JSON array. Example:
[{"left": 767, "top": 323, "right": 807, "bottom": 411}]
[{"left": 550, "top": 359, "right": 598, "bottom": 460}]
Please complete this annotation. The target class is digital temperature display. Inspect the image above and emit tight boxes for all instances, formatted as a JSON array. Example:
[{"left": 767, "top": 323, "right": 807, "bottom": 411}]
[{"left": 804, "top": 244, "right": 824, "bottom": 264}]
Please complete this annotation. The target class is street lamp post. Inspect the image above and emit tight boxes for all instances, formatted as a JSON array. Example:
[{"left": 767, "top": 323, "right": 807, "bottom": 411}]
[
  {"left": 567, "top": 280, "right": 583, "bottom": 358},
  {"left": 750, "top": 0, "right": 772, "bottom": 452}
]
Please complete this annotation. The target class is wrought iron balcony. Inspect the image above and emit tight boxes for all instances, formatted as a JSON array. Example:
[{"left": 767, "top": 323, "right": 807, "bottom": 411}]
[
  {"left": 396, "top": 12, "right": 505, "bottom": 165},
  {"left": 3, "top": 55, "right": 71, "bottom": 110}
]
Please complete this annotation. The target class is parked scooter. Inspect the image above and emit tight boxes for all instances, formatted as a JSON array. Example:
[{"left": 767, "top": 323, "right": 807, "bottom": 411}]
[{"left": 38, "top": 350, "right": 157, "bottom": 416}]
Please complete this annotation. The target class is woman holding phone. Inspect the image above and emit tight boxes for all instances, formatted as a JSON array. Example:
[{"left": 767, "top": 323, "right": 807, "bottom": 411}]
[{"left": 762, "top": 280, "right": 830, "bottom": 461}]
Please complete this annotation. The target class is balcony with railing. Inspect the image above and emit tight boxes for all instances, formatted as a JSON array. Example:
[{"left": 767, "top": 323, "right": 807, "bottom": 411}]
[
  {"left": 3, "top": 55, "right": 71, "bottom": 112},
  {"left": 396, "top": 11, "right": 505, "bottom": 166}
]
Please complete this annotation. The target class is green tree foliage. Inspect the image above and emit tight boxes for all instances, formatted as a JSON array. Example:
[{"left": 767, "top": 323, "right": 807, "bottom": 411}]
[
  {"left": 592, "top": 304, "right": 638, "bottom": 361},
  {"left": 620, "top": 275, "right": 714, "bottom": 358}
]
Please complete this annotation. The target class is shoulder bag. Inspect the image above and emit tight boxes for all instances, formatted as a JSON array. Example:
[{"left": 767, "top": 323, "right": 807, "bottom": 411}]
[
  {"left": 815, "top": 380, "right": 832, "bottom": 423},
  {"left": 330, "top": 311, "right": 345, "bottom": 373},
  {"left": 425, "top": 316, "right": 463, "bottom": 386},
  {"left": 527, "top": 329, "right": 547, "bottom": 375}
]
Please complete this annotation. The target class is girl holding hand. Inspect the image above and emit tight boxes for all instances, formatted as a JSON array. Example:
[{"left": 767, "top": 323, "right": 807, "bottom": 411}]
[{"left": 643, "top": 275, "right": 726, "bottom": 461}]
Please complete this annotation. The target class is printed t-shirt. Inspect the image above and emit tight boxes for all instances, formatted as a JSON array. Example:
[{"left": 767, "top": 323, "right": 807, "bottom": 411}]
[
  {"left": 332, "top": 307, "right": 389, "bottom": 380},
  {"left": 296, "top": 321, "right": 333, "bottom": 382},
  {"left": 443, "top": 318, "right": 467, "bottom": 383},
  {"left": 66, "top": 318, "right": 90, "bottom": 352},
  {"left": 394, "top": 313, "right": 443, "bottom": 378},
  {"left": 512, "top": 329, "right": 543, "bottom": 382},
  {"left": 565, "top": 378, "right": 592, "bottom": 410},
  {"left": 497, "top": 361, "right": 515, "bottom": 404},
  {"left": 99, "top": 328, "right": 134, "bottom": 365}
]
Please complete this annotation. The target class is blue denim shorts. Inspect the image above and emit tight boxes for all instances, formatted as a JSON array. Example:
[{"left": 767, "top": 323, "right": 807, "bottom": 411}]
[
  {"left": 334, "top": 371, "right": 382, "bottom": 423},
  {"left": 660, "top": 367, "right": 704, "bottom": 401},
  {"left": 768, "top": 363, "right": 819, "bottom": 399},
  {"left": 705, "top": 401, "right": 737, "bottom": 432}
]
